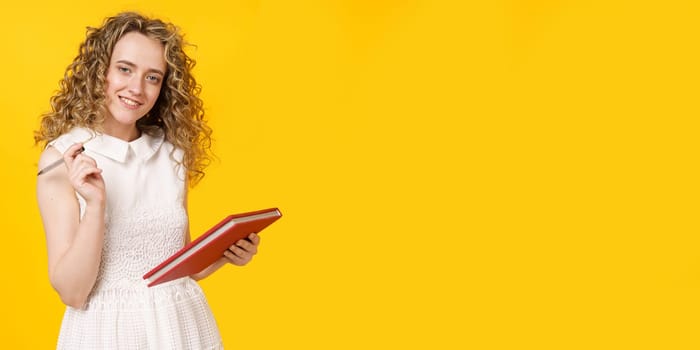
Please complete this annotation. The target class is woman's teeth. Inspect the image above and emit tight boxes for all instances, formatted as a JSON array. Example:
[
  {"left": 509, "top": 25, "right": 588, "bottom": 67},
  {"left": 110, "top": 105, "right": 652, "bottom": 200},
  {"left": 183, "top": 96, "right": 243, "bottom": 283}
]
[{"left": 120, "top": 97, "right": 139, "bottom": 106}]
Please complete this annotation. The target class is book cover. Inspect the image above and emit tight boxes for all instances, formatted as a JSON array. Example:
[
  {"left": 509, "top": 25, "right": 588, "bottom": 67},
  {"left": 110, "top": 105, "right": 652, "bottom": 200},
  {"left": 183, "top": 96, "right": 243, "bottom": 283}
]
[{"left": 143, "top": 207, "right": 282, "bottom": 287}]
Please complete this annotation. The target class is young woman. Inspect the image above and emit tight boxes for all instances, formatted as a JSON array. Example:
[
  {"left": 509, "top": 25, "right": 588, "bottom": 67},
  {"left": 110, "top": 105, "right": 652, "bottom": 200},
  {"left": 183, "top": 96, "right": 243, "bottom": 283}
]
[{"left": 35, "top": 12, "right": 258, "bottom": 349}]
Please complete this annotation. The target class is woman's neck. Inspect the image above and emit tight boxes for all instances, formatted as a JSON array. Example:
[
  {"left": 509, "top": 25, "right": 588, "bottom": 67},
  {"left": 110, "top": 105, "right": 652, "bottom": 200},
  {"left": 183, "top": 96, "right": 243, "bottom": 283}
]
[{"left": 101, "top": 119, "right": 141, "bottom": 142}]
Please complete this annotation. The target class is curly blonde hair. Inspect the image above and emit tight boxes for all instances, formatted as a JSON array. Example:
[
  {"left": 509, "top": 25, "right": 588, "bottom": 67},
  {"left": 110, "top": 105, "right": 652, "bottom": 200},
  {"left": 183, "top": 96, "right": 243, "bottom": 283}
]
[{"left": 35, "top": 12, "right": 212, "bottom": 185}]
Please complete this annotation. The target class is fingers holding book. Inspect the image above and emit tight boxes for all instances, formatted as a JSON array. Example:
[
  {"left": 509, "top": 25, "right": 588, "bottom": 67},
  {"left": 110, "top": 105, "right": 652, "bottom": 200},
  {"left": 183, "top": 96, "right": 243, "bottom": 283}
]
[{"left": 223, "top": 233, "right": 260, "bottom": 266}]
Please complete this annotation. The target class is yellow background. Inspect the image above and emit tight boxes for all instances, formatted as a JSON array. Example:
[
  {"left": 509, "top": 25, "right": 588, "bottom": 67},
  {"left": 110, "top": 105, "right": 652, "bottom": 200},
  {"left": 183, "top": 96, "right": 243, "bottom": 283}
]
[{"left": 0, "top": 0, "right": 698, "bottom": 348}]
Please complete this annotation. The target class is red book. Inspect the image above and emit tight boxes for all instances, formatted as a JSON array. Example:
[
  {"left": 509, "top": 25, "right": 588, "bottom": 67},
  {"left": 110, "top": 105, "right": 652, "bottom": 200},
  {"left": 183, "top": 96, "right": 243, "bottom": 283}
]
[{"left": 143, "top": 208, "right": 282, "bottom": 287}]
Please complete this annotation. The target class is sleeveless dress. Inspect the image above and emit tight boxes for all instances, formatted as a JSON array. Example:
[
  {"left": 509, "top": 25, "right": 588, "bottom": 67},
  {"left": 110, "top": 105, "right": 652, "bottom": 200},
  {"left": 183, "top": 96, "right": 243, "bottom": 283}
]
[{"left": 49, "top": 127, "right": 223, "bottom": 349}]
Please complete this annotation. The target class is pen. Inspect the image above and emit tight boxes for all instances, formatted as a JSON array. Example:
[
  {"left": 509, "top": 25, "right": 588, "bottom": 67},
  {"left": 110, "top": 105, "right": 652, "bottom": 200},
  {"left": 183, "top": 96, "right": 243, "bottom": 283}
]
[{"left": 37, "top": 146, "right": 85, "bottom": 176}]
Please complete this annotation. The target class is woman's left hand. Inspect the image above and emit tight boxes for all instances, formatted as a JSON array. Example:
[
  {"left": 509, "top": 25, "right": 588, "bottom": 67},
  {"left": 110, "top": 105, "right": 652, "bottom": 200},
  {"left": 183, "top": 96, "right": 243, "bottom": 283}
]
[{"left": 223, "top": 233, "right": 260, "bottom": 266}]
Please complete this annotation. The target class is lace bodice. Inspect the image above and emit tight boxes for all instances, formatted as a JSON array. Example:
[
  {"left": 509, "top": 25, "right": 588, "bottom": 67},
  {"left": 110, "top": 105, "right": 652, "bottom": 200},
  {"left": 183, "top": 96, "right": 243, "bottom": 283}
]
[{"left": 94, "top": 205, "right": 187, "bottom": 292}]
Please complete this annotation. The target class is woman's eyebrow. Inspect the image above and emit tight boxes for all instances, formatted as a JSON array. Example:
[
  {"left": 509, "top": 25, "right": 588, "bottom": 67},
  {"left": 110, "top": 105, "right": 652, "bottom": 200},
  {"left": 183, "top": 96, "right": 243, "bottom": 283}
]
[{"left": 116, "top": 59, "right": 165, "bottom": 76}]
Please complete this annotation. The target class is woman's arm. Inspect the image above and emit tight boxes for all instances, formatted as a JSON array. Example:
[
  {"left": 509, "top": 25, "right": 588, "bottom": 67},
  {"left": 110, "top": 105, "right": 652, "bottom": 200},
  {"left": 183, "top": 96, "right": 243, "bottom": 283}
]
[{"left": 36, "top": 144, "right": 106, "bottom": 308}]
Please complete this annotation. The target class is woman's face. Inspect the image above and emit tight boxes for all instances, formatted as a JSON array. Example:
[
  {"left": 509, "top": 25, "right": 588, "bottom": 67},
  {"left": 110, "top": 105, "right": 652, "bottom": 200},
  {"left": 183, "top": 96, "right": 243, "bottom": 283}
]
[{"left": 104, "top": 31, "right": 166, "bottom": 138}]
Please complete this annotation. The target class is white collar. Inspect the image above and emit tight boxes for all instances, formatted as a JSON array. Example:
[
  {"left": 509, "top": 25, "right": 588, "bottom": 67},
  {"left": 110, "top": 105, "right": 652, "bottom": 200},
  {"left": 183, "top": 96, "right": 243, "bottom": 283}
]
[{"left": 66, "top": 127, "right": 165, "bottom": 163}]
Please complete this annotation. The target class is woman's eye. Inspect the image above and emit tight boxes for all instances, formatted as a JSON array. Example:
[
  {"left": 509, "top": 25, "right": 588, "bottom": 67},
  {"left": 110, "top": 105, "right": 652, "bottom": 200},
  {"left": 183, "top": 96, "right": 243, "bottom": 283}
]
[
  {"left": 118, "top": 66, "right": 130, "bottom": 73},
  {"left": 146, "top": 75, "right": 161, "bottom": 83}
]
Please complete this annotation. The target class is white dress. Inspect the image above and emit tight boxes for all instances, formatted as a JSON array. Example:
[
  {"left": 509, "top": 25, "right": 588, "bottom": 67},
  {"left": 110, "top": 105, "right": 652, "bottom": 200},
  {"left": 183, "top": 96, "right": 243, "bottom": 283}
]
[{"left": 49, "top": 127, "right": 223, "bottom": 349}]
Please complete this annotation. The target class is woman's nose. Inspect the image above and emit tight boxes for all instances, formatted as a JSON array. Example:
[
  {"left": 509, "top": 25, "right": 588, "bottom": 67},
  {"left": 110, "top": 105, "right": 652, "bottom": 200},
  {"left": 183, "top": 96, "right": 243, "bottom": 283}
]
[{"left": 127, "top": 76, "right": 144, "bottom": 95}]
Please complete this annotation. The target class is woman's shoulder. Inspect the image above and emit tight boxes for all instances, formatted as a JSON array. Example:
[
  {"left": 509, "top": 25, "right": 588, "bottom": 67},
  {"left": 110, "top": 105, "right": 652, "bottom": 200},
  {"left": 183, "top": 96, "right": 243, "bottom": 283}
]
[
  {"left": 146, "top": 130, "right": 183, "bottom": 165},
  {"left": 37, "top": 128, "right": 92, "bottom": 182},
  {"left": 37, "top": 145, "right": 63, "bottom": 175}
]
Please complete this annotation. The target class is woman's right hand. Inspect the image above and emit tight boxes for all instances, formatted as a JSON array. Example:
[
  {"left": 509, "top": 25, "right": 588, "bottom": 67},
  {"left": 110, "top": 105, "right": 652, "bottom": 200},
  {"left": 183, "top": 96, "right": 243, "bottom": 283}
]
[{"left": 63, "top": 143, "right": 105, "bottom": 204}]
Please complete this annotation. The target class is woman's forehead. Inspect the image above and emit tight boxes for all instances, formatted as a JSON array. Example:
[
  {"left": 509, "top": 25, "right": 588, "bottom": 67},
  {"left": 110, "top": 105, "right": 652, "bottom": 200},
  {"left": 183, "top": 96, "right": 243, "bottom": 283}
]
[{"left": 111, "top": 32, "right": 166, "bottom": 72}]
